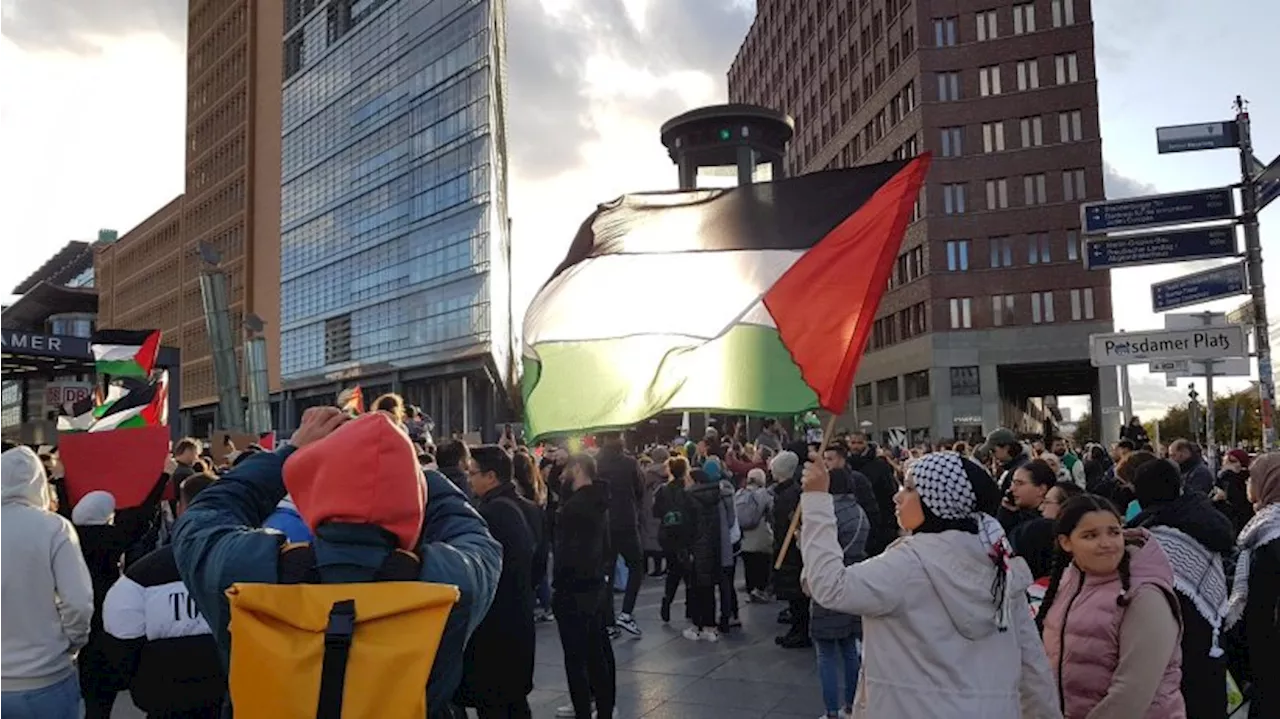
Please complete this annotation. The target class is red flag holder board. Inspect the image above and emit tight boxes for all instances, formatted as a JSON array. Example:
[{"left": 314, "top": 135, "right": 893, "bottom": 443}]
[{"left": 59, "top": 426, "right": 170, "bottom": 508}]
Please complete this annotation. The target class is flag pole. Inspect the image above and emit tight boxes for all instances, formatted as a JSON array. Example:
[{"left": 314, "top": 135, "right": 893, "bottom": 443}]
[{"left": 774, "top": 413, "right": 838, "bottom": 570}]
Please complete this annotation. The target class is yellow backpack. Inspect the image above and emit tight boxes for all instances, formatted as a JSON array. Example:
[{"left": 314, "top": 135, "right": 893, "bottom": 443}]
[{"left": 225, "top": 543, "right": 459, "bottom": 719}]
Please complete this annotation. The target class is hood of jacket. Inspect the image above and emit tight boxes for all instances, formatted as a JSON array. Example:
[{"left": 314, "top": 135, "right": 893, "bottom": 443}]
[
  {"left": 284, "top": 413, "right": 425, "bottom": 551},
  {"left": 643, "top": 464, "right": 668, "bottom": 490},
  {"left": 906, "top": 530, "right": 1033, "bottom": 641},
  {"left": 1128, "top": 491, "right": 1235, "bottom": 555},
  {"left": 687, "top": 481, "right": 722, "bottom": 508},
  {"left": 563, "top": 480, "right": 610, "bottom": 512},
  {"left": 2, "top": 446, "right": 49, "bottom": 509}
]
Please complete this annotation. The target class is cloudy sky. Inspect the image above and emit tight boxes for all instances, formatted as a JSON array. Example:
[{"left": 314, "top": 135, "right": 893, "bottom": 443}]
[{"left": 1, "top": 0, "right": 1276, "bottom": 418}]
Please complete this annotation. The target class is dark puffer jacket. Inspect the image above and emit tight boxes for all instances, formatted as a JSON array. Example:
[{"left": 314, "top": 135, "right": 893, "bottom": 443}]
[
  {"left": 770, "top": 474, "right": 804, "bottom": 601},
  {"left": 686, "top": 482, "right": 724, "bottom": 589}
]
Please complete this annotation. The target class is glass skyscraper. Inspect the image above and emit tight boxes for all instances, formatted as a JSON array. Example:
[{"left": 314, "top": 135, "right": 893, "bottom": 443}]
[{"left": 279, "top": 0, "right": 511, "bottom": 436}]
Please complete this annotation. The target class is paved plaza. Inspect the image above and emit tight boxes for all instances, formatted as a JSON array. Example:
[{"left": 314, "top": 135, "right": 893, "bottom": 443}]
[{"left": 112, "top": 573, "right": 824, "bottom": 719}]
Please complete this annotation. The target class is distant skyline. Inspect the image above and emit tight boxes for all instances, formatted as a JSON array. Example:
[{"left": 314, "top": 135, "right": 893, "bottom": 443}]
[{"left": 1, "top": 0, "right": 1275, "bottom": 422}]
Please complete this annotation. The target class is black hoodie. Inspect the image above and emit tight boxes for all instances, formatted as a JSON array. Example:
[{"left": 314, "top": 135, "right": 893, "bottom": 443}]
[{"left": 846, "top": 446, "right": 897, "bottom": 556}]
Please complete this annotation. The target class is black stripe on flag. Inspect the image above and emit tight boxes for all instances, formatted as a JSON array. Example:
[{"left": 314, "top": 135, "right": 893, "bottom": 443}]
[
  {"left": 91, "top": 329, "right": 158, "bottom": 346},
  {"left": 547, "top": 159, "right": 911, "bottom": 284}
]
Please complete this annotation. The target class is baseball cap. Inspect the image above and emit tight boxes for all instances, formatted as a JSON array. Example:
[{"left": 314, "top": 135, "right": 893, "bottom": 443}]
[{"left": 978, "top": 428, "right": 1019, "bottom": 457}]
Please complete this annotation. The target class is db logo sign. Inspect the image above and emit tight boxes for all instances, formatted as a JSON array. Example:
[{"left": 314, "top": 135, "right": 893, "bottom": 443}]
[{"left": 47, "top": 384, "right": 92, "bottom": 407}]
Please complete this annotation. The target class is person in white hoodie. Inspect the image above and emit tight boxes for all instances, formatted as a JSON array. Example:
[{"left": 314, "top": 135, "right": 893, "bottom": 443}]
[
  {"left": 1, "top": 446, "right": 94, "bottom": 719},
  {"left": 798, "top": 450, "right": 1061, "bottom": 719}
]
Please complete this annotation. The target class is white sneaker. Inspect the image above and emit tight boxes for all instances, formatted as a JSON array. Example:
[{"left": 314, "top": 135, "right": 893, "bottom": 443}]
[
  {"left": 615, "top": 612, "right": 642, "bottom": 637},
  {"left": 700, "top": 628, "right": 720, "bottom": 642},
  {"left": 682, "top": 626, "right": 702, "bottom": 641},
  {"left": 555, "top": 705, "right": 596, "bottom": 718}
]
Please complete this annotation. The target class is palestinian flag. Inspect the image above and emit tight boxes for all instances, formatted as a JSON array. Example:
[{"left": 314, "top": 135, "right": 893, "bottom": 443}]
[
  {"left": 522, "top": 155, "right": 931, "bottom": 440},
  {"left": 57, "top": 395, "right": 98, "bottom": 433},
  {"left": 91, "top": 329, "right": 161, "bottom": 378},
  {"left": 338, "top": 385, "right": 364, "bottom": 415},
  {"left": 90, "top": 372, "right": 169, "bottom": 432}
]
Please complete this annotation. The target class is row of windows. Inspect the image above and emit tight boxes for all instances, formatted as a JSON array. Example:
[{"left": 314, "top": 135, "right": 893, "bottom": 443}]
[
  {"left": 939, "top": 111, "right": 1083, "bottom": 160},
  {"left": 948, "top": 288, "right": 1097, "bottom": 329},
  {"left": 939, "top": 167, "right": 1091, "bottom": 215},
  {"left": 933, "top": 0, "right": 1076, "bottom": 48},
  {"left": 935, "top": 52, "right": 1082, "bottom": 103},
  {"left": 870, "top": 300, "right": 929, "bottom": 350},
  {"left": 945, "top": 231, "right": 1083, "bottom": 273}
]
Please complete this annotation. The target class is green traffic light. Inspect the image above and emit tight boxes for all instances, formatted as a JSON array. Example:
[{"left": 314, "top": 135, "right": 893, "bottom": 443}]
[{"left": 718, "top": 128, "right": 732, "bottom": 141}]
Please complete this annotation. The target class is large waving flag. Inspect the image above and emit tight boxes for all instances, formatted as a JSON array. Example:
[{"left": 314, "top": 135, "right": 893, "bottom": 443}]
[
  {"left": 522, "top": 155, "right": 931, "bottom": 440},
  {"left": 90, "top": 372, "right": 169, "bottom": 432},
  {"left": 91, "top": 329, "right": 161, "bottom": 378}
]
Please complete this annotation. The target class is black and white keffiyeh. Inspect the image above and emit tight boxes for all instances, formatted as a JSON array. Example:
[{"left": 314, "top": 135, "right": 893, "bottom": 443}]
[
  {"left": 1226, "top": 502, "right": 1280, "bottom": 629},
  {"left": 910, "top": 452, "right": 1017, "bottom": 631},
  {"left": 1149, "top": 525, "right": 1229, "bottom": 656}
]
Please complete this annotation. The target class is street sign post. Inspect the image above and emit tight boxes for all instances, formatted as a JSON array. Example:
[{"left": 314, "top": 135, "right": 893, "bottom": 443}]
[
  {"left": 1151, "top": 261, "right": 1248, "bottom": 312},
  {"left": 1089, "top": 326, "right": 1248, "bottom": 366},
  {"left": 1156, "top": 121, "right": 1241, "bottom": 154},
  {"left": 1083, "top": 225, "right": 1237, "bottom": 270},
  {"left": 1080, "top": 188, "right": 1236, "bottom": 234}
]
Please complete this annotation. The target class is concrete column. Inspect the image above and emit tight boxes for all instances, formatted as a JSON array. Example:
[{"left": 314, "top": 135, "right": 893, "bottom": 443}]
[{"left": 1097, "top": 366, "right": 1121, "bottom": 443}]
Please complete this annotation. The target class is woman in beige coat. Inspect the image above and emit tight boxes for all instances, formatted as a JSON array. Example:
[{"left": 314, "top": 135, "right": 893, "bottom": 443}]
[{"left": 798, "top": 451, "right": 1060, "bottom": 719}]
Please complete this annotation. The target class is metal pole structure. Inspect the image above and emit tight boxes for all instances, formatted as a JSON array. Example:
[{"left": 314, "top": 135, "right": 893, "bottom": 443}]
[
  {"left": 1196, "top": 312, "right": 1218, "bottom": 471},
  {"left": 1119, "top": 364, "right": 1133, "bottom": 425},
  {"left": 243, "top": 314, "right": 272, "bottom": 435},
  {"left": 1231, "top": 395, "right": 1240, "bottom": 448},
  {"left": 197, "top": 243, "right": 245, "bottom": 432},
  {"left": 1236, "top": 96, "right": 1275, "bottom": 450}
]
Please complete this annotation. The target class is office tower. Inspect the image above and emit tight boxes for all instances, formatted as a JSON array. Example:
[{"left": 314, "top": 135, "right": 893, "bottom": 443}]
[
  {"left": 729, "top": 0, "right": 1118, "bottom": 443},
  {"left": 278, "top": 0, "right": 512, "bottom": 437}
]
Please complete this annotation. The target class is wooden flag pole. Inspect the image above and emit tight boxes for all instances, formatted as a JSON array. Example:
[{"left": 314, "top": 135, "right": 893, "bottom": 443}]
[{"left": 774, "top": 413, "right": 839, "bottom": 570}]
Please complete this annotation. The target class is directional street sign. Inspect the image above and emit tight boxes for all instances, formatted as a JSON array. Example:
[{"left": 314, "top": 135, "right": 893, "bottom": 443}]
[
  {"left": 1151, "top": 261, "right": 1248, "bottom": 312},
  {"left": 1084, "top": 225, "right": 1237, "bottom": 270},
  {"left": 1254, "top": 153, "right": 1280, "bottom": 212},
  {"left": 1090, "top": 326, "right": 1248, "bottom": 366},
  {"left": 1259, "top": 178, "right": 1280, "bottom": 212},
  {"left": 1156, "top": 121, "right": 1241, "bottom": 154},
  {"left": 1150, "top": 359, "right": 1191, "bottom": 375},
  {"left": 1149, "top": 357, "right": 1251, "bottom": 378},
  {"left": 1081, "top": 187, "right": 1236, "bottom": 234}
]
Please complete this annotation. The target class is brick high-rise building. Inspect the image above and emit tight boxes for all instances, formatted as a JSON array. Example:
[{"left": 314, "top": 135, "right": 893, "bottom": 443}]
[
  {"left": 729, "top": 0, "right": 1119, "bottom": 443},
  {"left": 95, "top": 0, "right": 283, "bottom": 434}
]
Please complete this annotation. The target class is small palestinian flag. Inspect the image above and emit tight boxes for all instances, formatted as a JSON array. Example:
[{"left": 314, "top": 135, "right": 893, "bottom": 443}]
[
  {"left": 521, "top": 155, "right": 930, "bottom": 439},
  {"left": 338, "top": 385, "right": 364, "bottom": 415},
  {"left": 91, "top": 329, "right": 161, "bottom": 378},
  {"left": 91, "top": 372, "right": 169, "bottom": 432}
]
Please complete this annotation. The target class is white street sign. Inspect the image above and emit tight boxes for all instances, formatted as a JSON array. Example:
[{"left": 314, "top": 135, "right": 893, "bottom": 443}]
[
  {"left": 1150, "top": 357, "right": 1251, "bottom": 377},
  {"left": 1164, "top": 312, "right": 1229, "bottom": 330},
  {"left": 1090, "top": 326, "right": 1248, "bottom": 366},
  {"left": 1150, "top": 360, "right": 1191, "bottom": 374}
]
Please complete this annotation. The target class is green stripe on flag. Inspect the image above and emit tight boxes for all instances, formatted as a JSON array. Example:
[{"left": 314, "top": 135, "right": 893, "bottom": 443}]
[{"left": 522, "top": 323, "right": 818, "bottom": 440}]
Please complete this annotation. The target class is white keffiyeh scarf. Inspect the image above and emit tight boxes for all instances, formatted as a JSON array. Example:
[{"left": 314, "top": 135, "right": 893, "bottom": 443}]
[
  {"left": 1225, "top": 502, "right": 1280, "bottom": 629},
  {"left": 1149, "top": 525, "right": 1228, "bottom": 655}
]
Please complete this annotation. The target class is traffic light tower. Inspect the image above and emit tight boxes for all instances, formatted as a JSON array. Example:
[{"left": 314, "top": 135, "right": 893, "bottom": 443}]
[{"left": 659, "top": 104, "right": 794, "bottom": 190}]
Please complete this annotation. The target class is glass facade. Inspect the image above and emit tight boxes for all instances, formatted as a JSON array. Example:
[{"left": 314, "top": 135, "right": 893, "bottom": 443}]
[{"left": 279, "top": 0, "right": 510, "bottom": 384}]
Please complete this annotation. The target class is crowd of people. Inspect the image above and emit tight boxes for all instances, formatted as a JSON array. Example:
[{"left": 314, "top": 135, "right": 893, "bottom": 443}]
[{"left": 2, "top": 396, "right": 1277, "bottom": 719}]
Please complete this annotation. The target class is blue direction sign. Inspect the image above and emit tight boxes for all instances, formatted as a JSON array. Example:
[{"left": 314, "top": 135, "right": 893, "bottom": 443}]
[
  {"left": 1259, "top": 178, "right": 1280, "bottom": 212},
  {"left": 1081, "top": 187, "right": 1235, "bottom": 234},
  {"left": 1151, "top": 261, "right": 1248, "bottom": 312},
  {"left": 1085, "top": 225, "right": 1237, "bottom": 270},
  {"left": 1156, "top": 121, "right": 1240, "bottom": 154}
]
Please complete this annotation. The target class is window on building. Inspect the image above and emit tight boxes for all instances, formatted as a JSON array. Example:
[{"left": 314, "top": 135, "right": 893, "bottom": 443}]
[
  {"left": 1059, "top": 110, "right": 1084, "bottom": 142},
  {"left": 937, "top": 72, "right": 961, "bottom": 101},
  {"left": 979, "top": 65, "right": 1002, "bottom": 96},
  {"left": 1021, "top": 116, "right": 1044, "bottom": 147},
  {"left": 986, "top": 178, "right": 1009, "bottom": 209},
  {"left": 1024, "top": 174, "right": 1047, "bottom": 205},
  {"left": 946, "top": 240, "right": 971, "bottom": 271},
  {"left": 1066, "top": 230, "right": 1080, "bottom": 261},
  {"left": 1027, "top": 233, "right": 1051, "bottom": 264},
  {"left": 904, "top": 370, "right": 931, "bottom": 400},
  {"left": 976, "top": 9, "right": 998, "bottom": 41},
  {"left": 1055, "top": 53, "right": 1079, "bottom": 84},
  {"left": 934, "top": 16, "right": 958, "bottom": 46},
  {"left": 1032, "top": 291, "right": 1055, "bottom": 323},
  {"left": 877, "top": 377, "right": 901, "bottom": 404},
  {"left": 1063, "top": 168, "right": 1087, "bottom": 201},
  {"left": 950, "top": 298, "right": 973, "bottom": 329},
  {"left": 324, "top": 314, "right": 352, "bottom": 364},
  {"left": 1013, "top": 3, "right": 1036, "bottom": 34},
  {"left": 943, "top": 183, "right": 967, "bottom": 214},
  {"left": 982, "top": 122, "right": 1005, "bottom": 153},
  {"left": 1052, "top": 0, "right": 1076, "bottom": 27},
  {"left": 1069, "top": 288, "right": 1096, "bottom": 320},
  {"left": 1017, "top": 59, "right": 1040, "bottom": 90},
  {"left": 950, "top": 366, "right": 981, "bottom": 396},
  {"left": 989, "top": 236, "right": 1013, "bottom": 267},
  {"left": 856, "top": 383, "right": 874, "bottom": 407},
  {"left": 992, "top": 294, "right": 1015, "bottom": 326},
  {"left": 941, "top": 126, "right": 963, "bottom": 157}
]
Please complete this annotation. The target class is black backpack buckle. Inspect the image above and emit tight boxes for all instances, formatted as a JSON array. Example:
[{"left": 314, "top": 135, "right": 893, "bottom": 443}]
[{"left": 324, "top": 599, "right": 356, "bottom": 648}]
